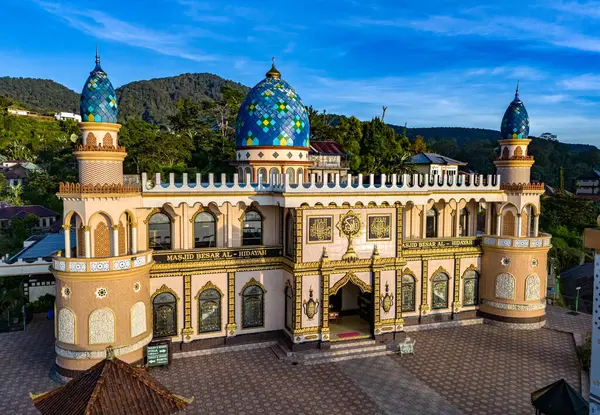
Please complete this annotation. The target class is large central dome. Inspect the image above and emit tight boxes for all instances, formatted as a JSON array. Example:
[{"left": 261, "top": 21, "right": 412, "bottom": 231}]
[{"left": 235, "top": 63, "right": 310, "bottom": 148}]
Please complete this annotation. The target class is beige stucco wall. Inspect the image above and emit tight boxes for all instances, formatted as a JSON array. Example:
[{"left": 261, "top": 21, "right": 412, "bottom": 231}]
[{"left": 235, "top": 269, "right": 285, "bottom": 334}]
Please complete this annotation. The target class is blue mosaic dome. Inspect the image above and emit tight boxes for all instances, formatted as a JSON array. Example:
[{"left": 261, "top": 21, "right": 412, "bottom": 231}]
[
  {"left": 80, "top": 53, "right": 118, "bottom": 123},
  {"left": 235, "top": 64, "right": 310, "bottom": 148},
  {"left": 500, "top": 88, "right": 529, "bottom": 139}
]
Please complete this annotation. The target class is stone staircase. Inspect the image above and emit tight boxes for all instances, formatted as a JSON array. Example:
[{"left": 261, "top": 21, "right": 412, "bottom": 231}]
[{"left": 272, "top": 339, "right": 394, "bottom": 365}]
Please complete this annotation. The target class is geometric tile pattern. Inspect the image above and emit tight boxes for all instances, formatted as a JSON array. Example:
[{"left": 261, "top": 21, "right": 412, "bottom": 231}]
[
  {"left": 500, "top": 91, "right": 529, "bottom": 139},
  {"left": 80, "top": 59, "right": 118, "bottom": 123},
  {"left": 236, "top": 75, "right": 310, "bottom": 148}
]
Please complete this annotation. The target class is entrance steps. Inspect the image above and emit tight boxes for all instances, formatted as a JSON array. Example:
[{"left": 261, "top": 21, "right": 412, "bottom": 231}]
[{"left": 290, "top": 339, "right": 393, "bottom": 365}]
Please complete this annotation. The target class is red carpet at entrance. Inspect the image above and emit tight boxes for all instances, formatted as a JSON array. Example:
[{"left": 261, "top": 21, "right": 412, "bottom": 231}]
[{"left": 337, "top": 332, "right": 361, "bottom": 338}]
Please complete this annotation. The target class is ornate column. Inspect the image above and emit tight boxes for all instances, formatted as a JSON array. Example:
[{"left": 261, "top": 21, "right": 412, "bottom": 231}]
[
  {"left": 515, "top": 213, "right": 522, "bottom": 237},
  {"left": 485, "top": 203, "right": 492, "bottom": 235},
  {"left": 496, "top": 214, "right": 502, "bottom": 237},
  {"left": 373, "top": 270, "right": 381, "bottom": 333},
  {"left": 83, "top": 226, "right": 91, "bottom": 258},
  {"left": 111, "top": 224, "right": 119, "bottom": 256},
  {"left": 396, "top": 204, "right": 404, "bottom": 257},
  {"left": 420, "top": 260, "right": 429, "bottom": 315},
  {"left": 294, "top": 274, "right": 302, "bottom": 333},
  {"left": 62, "top": 224, "right": 71, "bottom": 258},
  {"left": 453, "top": 257, "right": 461, "bottom": 313},
  {"left": 131, "top": 222, "right": 138, "bottom": 254},
  {"left": 181, "top": 274, "right": 193, "bottom": 342},
  {"left": 452, "top": 209, "right": 459, "bottom": 237},
  {"left": 226, "top": 271, "right": 237, "bottom": 335},
  {"left": 533, "top": 214, "right": 540, "bottom": 237},
  {"left": 395, "top": 270, "right": 404, "bottom": 329},
  {"left": 421, "top": 208, "right": 427, "bottom": 238},
  {"left": 294, "top": 209, "right": 304, "bottom": 263},
  {"left": 320, "top": 272, "right": 330, "bottom": 341}
]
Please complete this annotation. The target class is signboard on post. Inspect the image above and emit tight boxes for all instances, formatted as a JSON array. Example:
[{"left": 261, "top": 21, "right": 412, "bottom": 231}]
[{"left": 147, "top": 339, "right": 171, "bottom": 367}]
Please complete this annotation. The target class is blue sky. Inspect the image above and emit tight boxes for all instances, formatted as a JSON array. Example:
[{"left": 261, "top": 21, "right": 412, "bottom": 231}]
[{"left": 1, "top": 1, "right": 600, "bottom": 144}]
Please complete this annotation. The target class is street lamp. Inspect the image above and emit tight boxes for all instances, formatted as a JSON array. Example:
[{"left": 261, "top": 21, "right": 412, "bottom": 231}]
[{"left": 575, "top": 286, "right": 581, "bottom": 313}]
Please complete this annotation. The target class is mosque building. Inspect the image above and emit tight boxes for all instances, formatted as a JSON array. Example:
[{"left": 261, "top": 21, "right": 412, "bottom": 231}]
[{"left": 50, "top": 52, "right": 550, "bottom": 377}]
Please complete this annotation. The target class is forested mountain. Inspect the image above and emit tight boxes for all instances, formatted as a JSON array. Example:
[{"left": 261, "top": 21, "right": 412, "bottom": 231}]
[
  {"left": 116, "top": 73, "right": 248, "bottom": 125},
  {"left": 0, "top": 77, "right": 79, "bottom": 113}
]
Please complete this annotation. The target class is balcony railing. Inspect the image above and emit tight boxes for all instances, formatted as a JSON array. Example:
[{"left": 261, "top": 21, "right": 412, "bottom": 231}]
[
  {"left": 482, "top": 233, "right": 551, "bottom": 249},
  {"left": 52, "top": 251, "right": 152, "bottom": 273}
]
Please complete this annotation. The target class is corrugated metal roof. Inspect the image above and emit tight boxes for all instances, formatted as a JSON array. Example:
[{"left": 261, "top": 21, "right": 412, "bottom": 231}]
[
  {"left": 10, "top": 233, "right": 74, "bottom": 262},
  {"left": 310, "top": 141, "right": 346, "bottom": 155},
  {"left": 409, "top": 152, "right": 466, "bottom": 166}
]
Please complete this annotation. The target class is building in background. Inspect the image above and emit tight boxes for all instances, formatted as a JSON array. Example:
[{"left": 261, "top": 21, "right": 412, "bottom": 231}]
[
  {"left": 576, "top": 169, "right": 600, "bottom": 199},
  {"left": 0, "top": 205, "right": 60, "bottom": 233},
  {"left": 308, "top": 141, "right": 350, "bottom": 183},
  {"left": 54, "top": 112, "right": 82, "bottom": 122},
  {"left": 49, "top": 56, "right": 550, "bottom": 380},
  {"left": 409, "top": 153, "right": 466, "bottom": 177}
]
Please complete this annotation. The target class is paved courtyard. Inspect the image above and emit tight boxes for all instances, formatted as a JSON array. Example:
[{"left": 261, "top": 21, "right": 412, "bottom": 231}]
[{"left": 0, "top": 308, "right": 588, "bottom": 414}]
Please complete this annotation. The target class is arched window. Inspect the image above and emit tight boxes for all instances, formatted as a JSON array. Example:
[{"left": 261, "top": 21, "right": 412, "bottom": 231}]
[
  {"left": 426, "top": 207, "right": 438, "bottom": 238},
  {"left": 463, "top": 269, "right": 479, "bottom": 306},
  {"left": 285, "top": 283, "right": 293, "bottom": 331},
  {"left": 502, "top": 211, "right": 515, "bottom": 236},
  {"left": 501, "top": 147, "right": 509, "bottom": 159},
  {"left": 242, "top": 210, "right": 262, "bottom": 246},
  {"left": 94, "top": 222, "right": 110, "bottom": 257},
  {"left": 242, "top": 284, "right": 264, "bottom": 328},
  {"left": 286, "top": 167, "right": 295, "bottom": 184},
  {"left": 401, "top": 274, "right": 416, "bottom": 312},
  {"left": 198, "top": 289, "right": 221, "bottom": 333},
  {"left": 514, "top": 146, "right": 523, "bottom": 157},
  {"left": 153, "top": 292, "right": 177, "bottom": 337},
  {"left": 432, "top": 273, "right": 449, "bottom": 309},
  {"left": 459, "top": 208, "right": 469, "bottom": 237},
  {"left": 148, "top": 213, "right": 171, "bottom": 250},
  {"left": 58, "top": 308, "right": 75, "bottom": 344},
  {"left": 238, "top": 167, "right": 244, "bottom": 182},
  {"left": 258, "top": 168, "right": 267, "bottom": 184},
  {"left": 244, "top": 167, "right": 253, "bottom": 183},
  {"left": 269, "top": 167, "right": 279, "bottom": 183},
  {"left": 194, "top": 211, "right": 216, "bottom": 248}
]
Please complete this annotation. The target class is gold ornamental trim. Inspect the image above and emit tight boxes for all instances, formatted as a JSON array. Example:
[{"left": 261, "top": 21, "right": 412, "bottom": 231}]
[
  {"left": 330, "top": 271, "right": 372, "bottom": 295},
  {"left": 239, "top": 277, "right": 267, "bottom": 296},
  {"left": 194, "top": 281, "right": 224, "bottom": 299},
  {"left": 151, "top": 284, "right": 180, "bottom": 302},
  {"left": 79, "top": 121, "right": 122, "bottom": 132}
]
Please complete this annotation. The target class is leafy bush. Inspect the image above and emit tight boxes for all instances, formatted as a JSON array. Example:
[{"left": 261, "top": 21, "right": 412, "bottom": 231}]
[
  {"left": 25, "top": 293, "right": 55, "bottom": 313},
  {"left": 578, "top": 333, "right": 592, "bottom": 372}
]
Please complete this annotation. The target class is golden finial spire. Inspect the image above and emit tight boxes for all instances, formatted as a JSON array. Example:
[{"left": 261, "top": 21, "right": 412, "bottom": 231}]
[
  {"left": 265, "top": 56, "right": 281, "bottom": 79},
  {"left": 95, "top": 44, "right": 100, "bottom": 65}
]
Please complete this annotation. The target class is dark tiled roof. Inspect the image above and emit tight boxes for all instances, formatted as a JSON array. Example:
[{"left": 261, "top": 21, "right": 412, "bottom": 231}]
[
  {"left": 31, "top": 356, "right": 191, "bottom": 415},
  {"left": 2, "top": 165, "right": 29, "bottom": 179},
  {"left": 310, "top": 141, "right": 346, "bottom": 155},
  {"left": 409, "top": 152, "right": 466, "bottom": 166},
  {"left": 0, "top": 205, "right": 59, "bottom": 220},
  {"left": 577, "top": 170, "right": 600, "bottom": 180}
]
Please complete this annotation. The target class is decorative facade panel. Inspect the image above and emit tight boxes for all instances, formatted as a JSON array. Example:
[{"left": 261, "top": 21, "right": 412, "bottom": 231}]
[
  {"left": 367, "top": 214, "right": 392, "bottom": 241},
  {"left": 58, "top": 308, "right": 75, "bottom": 344},
  {"left": 495, "top": 273, "right": 515, "bottom": 300},
  {"left": 89, "top": 308, "right": 115, "bottom": 344},
  {"left": 94, "top": 222, "right": 110, "bottom": 258},
  {"left": 307, "top": 216, "right": 333, "bottom": 243},
  {"left": 130, "top": 302, "right": 146, "bottom": 338},
  {"left": 525, "top": 274, "right": 541, "bottom": 301}
]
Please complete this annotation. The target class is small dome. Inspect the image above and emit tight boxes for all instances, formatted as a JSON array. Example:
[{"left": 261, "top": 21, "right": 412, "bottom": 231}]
[
  {"left": 235, "top": 62, "right": 310, "bottom": 148},
  {"left": 500, "top": 87, "right": 529, "bottom": 139},
  {"left": 80, "top": 51, "right": 118, "bottom": 123}
]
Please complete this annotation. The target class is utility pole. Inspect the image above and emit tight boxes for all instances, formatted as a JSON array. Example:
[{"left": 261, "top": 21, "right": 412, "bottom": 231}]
[{"left": 381, "top": 106, "right": 387, "bottom": 123}]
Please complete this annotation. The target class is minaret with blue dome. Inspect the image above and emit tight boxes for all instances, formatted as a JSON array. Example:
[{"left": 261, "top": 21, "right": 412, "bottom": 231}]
[
  {"left": 494, "top": 84, "right": 535, "bottom": 185},
  {"left": 233, "top": 60, "right": 312, "bottom": 183},
  {"left": 80, "top": 47, "right": 118, "bottom": 123},
  {"left": 74, "top": 48, "right": 126, "bottom": 186}
]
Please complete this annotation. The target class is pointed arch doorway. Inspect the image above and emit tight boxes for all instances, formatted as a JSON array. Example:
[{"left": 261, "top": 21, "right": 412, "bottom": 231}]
[{"left": 328, "top": 273, "right": 373, "bottom": 341}]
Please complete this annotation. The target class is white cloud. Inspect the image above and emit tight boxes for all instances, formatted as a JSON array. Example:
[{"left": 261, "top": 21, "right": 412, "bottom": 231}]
[
  {"left": 37, "top": 1, "right": 222, "bottom": 62},
  {"left": 560, "top": 74, "right": 600, "bottom": 90}
]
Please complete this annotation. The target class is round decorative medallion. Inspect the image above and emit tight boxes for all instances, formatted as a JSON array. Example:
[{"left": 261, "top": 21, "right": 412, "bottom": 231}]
[
  {"left": 61, "top": 286, "right": 71, "bottom": 299},
  {"left": 133, "top": 282, "right": 141, "bottom": 293},
  {"left": 531, "top": 258, "right": 539, "bottom": 268},
  {"left": 145, "top": 179, "right": 155, "bottom": 190},
  {"left": 95, "top": 287, "right": 108, "bottom": 299},
  {"left": 501, "top": 257, "right": 511, "bottom": 267}
]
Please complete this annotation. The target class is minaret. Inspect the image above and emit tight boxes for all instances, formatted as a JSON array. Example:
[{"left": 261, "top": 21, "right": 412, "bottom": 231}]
[
  {"left": 479, "top": 86, "right": 550, "bottom": 328},
  {"left": 493, "top": 84, "right": 534, "bottom": 184},
  {"left": 75, "top": 47, "right": 126, "bottom": 186},
  {"left": 51, "top": 50, "right": 151, "bottom": 380}
]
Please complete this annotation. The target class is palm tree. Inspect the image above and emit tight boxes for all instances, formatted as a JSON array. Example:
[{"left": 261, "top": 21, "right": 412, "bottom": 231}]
[
  {"left": 390, "top": 151, "right": 416, "bottom": 175},
  {"left": 7, "top": 183, "right": 23, "bottom": 206}
]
